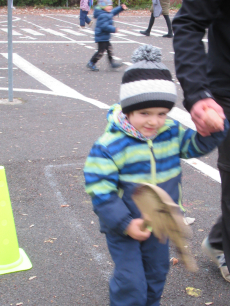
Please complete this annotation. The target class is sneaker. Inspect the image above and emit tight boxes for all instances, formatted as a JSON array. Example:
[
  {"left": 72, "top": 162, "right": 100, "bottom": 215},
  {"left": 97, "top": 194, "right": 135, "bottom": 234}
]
[
  {"left": 111, "top": 62, "right": 123, "bottom": 69},
  {"left": 79, "top": 26, "right": 85, "bottom": 30},
  {"left": 88, "top": 20, "right": 94, "bottom": 27},
  {"left": 86, "top": 61, "right": 99, "bottom": 72},
  {"left": 202, "top": 237, "right": 230, "bottom": 282},
  {"left": 163, "top": 33, "right": 173, "bottom": 38},
  {"left": 140, "top": 30, "right": 150, "bottom": 36}
]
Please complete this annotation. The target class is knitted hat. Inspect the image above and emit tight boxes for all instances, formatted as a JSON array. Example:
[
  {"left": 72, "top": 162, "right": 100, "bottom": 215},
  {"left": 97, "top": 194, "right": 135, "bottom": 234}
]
[
  {"left": 97, "top": 0, "right": 113, "bottom": 7},
  {"left": 120, "top": 45, "right": 177, "bottom": 114}
]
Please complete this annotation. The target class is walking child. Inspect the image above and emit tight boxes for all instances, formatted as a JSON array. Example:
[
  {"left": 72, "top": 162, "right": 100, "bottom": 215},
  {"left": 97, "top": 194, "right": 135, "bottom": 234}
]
[
  {"left": 84, "top": 45, "right": 229, "bottom": 305},
  {"left": 87, "top": 0, "right": 127, "bottom": 71},
  {"left": 80, "top": 0, "right": 93, "bottom": 29}
]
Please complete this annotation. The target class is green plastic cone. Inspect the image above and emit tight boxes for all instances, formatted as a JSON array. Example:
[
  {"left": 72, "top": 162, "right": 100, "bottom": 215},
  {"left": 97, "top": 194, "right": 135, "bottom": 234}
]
[{"left": 0, "top": 166, "right": 32, "bottom": 275}]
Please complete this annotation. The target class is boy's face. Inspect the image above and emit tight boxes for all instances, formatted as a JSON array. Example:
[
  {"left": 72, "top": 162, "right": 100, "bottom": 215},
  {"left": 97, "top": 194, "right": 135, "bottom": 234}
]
[
  {"left": 126, "top": 107, "right": 170, "bottom": 137},
  {"left": 104, "top": 5, "right": 113, "bottom": 12}
]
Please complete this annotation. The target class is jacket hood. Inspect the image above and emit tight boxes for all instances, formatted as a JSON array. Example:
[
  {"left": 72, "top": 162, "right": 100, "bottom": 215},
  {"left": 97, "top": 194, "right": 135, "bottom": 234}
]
[{"left": 94, "top": 6, "right": 106, "bottom": 18}]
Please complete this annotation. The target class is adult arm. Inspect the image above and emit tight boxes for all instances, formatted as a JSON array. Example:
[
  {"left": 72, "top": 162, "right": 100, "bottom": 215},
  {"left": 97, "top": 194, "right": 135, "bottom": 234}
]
[{"left": 172, "top": 0, "right": 225, "bottom": 135}]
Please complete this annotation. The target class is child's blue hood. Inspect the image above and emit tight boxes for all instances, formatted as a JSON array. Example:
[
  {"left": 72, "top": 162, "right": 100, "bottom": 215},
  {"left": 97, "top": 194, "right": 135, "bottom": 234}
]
[{"left": 94, "top": 6, "right": 107, "bottom": 18}]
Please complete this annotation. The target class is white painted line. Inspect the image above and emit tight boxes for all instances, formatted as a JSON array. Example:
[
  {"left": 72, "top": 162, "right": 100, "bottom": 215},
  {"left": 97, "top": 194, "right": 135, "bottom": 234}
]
[
  {"left": 123, "top": 62, "right": 132, "bottom": 66},
  {"left": 0, "top": 40, "right": 137, "bottom": 44},
  {"left": 1, "top": 53, "right": 109, "bottom": 109},
  {"left": 182, "top": 158, "right": 221, "bottom": 183},
  {"left": 60, "top": 29, "right": 86, "bottom": 36},
  {"left": 85, "top": 45, "right": 95, "bottom": 49},
  {"left": 41, "top": 28, "right": 67, "bottom": 37},
  {"left": 1, "top": 28, "right": 21, "bottom": 35},
  {"left": 113, "top": 33, "right": 127, "bottom": 37},
  {"left": 44, "top": 163, "right": 112, "bottom": 280},
  {"left": 0, "top": 67, "right": 17, "bottom": 69},
  {"left": 119, "top": 29, "right": 143, "bottom": 36},
  {"left": 168, "top": 107, "right": 196, "bottom": 130},
  {"left": 21, "top": 28, "right": 45, "bottom": 36},
  {"left": 170, "top": 52, "right": 175, "bottom": 54},
  {"left": 113, "top": 56, "right": 121, "bottom": 60},
  {"left": 81, "top": 29, "right": 94, "bottom": 34}
]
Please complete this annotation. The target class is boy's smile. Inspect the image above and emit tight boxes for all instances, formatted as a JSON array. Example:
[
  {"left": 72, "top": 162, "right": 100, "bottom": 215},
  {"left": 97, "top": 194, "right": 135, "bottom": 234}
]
[{"left": 126, "top": 107, "right": 170, "bottom": 137}]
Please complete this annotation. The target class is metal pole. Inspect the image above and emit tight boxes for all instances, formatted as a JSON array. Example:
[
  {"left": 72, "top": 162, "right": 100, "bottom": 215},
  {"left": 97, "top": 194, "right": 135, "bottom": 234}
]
[
  {"left": 7, "top": 0, "right": 13, "bottom": 102},
  {"left": 66, "top": 0, "right": 68, "bottom": 7}
]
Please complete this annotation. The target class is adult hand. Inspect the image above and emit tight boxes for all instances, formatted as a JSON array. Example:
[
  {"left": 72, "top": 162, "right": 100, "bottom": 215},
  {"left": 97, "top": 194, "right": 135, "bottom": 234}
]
[
  {"left": 126, "top": 218, "right": 151, "bottom": 241},
  {"left": 190, "top": 98, "right": 225, "bottom": 136},
  {"left": 121, "top": 4, "right": 127, "bottom": 10}
]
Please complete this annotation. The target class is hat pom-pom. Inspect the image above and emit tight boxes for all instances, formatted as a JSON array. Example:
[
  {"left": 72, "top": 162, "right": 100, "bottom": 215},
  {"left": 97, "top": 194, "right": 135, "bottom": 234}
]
[{"left": 131, "top": 44, "right": 162, "bottom": 63}]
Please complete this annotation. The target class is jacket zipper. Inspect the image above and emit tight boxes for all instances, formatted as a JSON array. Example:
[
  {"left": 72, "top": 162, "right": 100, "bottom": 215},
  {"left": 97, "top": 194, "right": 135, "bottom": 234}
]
[{"left": 147, "top": 140, "right": 156, "bottom": 185}]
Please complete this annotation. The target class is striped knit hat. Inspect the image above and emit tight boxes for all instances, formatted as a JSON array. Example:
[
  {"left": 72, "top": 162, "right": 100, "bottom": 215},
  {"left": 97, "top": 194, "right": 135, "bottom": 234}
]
[{"left": 120, "top": 45, "right": 177, "bottom": 114}]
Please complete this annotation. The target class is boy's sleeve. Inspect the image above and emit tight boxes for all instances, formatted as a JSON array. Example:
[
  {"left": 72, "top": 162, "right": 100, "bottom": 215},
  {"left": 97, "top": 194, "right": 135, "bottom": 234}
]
[
  {"left": 84, "top": 143, "right": 133, "bottom": 234},
  {"left": 178, "top": 119, "right": 229, "bottom": 159},
  {"left": 112, "top": 6, "right": 124, "bottom": 16}
]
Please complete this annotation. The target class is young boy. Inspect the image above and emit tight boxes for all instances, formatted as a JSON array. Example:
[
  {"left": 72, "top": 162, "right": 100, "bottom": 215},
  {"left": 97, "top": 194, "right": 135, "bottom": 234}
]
[
  {"left": 84, "top": 45, "right": 229, "bottom": 305},
  {"left": 87, "top": 0, "right": 127, "bottom": 71}
]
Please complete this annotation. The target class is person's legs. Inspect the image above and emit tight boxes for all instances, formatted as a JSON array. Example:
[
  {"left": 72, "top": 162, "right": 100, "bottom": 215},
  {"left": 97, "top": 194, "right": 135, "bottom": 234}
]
[
  {"left": 87, "top": 42, "right": 106, "bottom": 71},
  {"left": 140, "top": 13, "right": 155, "bottom": 36},
  {"left": 141, "top": 235, "right": 169, "bottom": 306},
  {"left": 85, "top": 11, "right": 92, "bottom": 25},
  {"left": 105, "top": 42, "right": 123, "bottom": 68},
  {"left": 80, "top": 9, "right": 86, "bottom": 27},
  {"left": 202, "top": 120, "right": 230, "bottom": 282},
  {"left": 106, "top": 233, "right": 148, "bottom": 306},
  {"left": 162, "top": 15, "right": 173, "bottom": 38}
]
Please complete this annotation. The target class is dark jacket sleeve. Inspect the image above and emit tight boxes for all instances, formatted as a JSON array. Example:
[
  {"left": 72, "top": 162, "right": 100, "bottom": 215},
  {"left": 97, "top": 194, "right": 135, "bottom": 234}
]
[
  {"left": 112, "top": 6, "right": 124, "bottom": 16},
  {"left": 172, "top": 0, "right": 223, "bottom": 112}
]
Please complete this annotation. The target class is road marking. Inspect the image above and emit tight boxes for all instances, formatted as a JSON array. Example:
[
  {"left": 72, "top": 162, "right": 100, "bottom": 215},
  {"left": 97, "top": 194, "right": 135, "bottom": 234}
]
[
  {"left": 21, "top": 28, "right": 45, "bottom": 35},
  {"left": 1, "top": 28, "right": 21, "bottom": 35},
  {"left": 60, "top": 29, "right": 86, "bottom": 36},
  {"left": 85, "top": 45, "right": 95, "bottom": 49},
  {"left": 44, "top": 163, "right": 112, "bottom": 280},
  {"left": 119, "top": 29, "right": 143, "bottom": 36},
  {"left": 183, "top": 159, "right": 220, "bottom": 183},
  {"left": 81, "top": 29, "right": 94, "bottom": 34},
  {"left": 0, "top": 40, "right": 138, "bottom": 44},
  {"left": 168, "top": 107, "right": 196, "bottom": 130},
  {"left": 41, "top": 28, "right": 68, "bottom": 37},
  {"left": 0, "top": 53, "right": 109, "bottom": 109}
]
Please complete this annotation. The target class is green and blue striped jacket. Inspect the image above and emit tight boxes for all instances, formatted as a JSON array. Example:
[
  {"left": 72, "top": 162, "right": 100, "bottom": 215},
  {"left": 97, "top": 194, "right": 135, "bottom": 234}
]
[{"left": 84, "top": 104, "right": 229, "bottom": 235}]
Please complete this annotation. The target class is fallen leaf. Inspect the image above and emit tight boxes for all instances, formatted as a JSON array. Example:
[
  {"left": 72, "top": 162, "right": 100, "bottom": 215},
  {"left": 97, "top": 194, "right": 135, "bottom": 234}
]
[
  {"left": 205, "top": 303, "right": 213, "bottom": 305},
  {"left": 198, "top": 229, "right": 204, "bottom": 232},
  {"left": 172, "top": 257, "right": 178, "bottom": 265},
  {"left": 186, "top": 287, "right": 202, "bottom": 297},
  {"left": 93, "top": 245, "right": 98, "bottom": 247},
  {"left": 91, "top": 221, "right": 94, "bottom": 224},
  {"left": 29, "top": 224, "right": 34, "bottom": 228},
  {"left": 29, "top": 276, "right": 37, "bottom": 281},
  {"left": 16, "top": 303, "right": 23, "bottom": 306},
  {"left": 61, "top": 204, "right": 69, "bottom": 207}
]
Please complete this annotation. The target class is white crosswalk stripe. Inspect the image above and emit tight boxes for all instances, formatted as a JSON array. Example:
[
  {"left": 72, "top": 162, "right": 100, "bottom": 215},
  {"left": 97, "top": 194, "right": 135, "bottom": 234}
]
[
  {"left": 21, "top": 28, "right": 45, "bottom": 36},
  {"left": 119, "top": 29, "right": 143, "bottom": 36},
  {"left": 41, "top": 28, "right": 67, "bottom": 37},
  {"left": 60, "top": 29, "right": 86, "bottom": 36},
  {"left": 1, "top": 28, "right": 21, "bottom": 35}
]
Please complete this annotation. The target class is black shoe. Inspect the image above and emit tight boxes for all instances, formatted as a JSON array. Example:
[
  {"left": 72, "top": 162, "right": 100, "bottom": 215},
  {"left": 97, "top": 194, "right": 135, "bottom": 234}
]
[
  {"left": 140, "top": 30, "right": 150, "bottom": 36},
  {"left": 163, "top": 33, "right": 173, "bottom": 38},
  {"left": 111, "top": 62, "right": 123, "bottom": 69}
]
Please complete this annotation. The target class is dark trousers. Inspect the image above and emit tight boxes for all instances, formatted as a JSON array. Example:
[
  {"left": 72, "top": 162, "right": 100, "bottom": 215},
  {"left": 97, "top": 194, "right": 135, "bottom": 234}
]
[
  {"left": 80, "top": 9, "right": 91, "bottom": 27},
  {"left": 90, "top": 41, "right": 113, "bottom": 64},
  {"left": 209, "top": 117, "right": 230, "bottom": 270},
  {"left": 106, "top": 233, "right": 169, "bottom": 306}
]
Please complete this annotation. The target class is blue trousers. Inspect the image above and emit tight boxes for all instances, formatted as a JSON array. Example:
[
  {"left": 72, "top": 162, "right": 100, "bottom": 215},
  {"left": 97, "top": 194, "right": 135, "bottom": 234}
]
[
  {"left": 106, "top": 233, "right": 169, "bottom": 306},
  {"left": 80, "top": 9, "right": 91, "bottom": 26}
]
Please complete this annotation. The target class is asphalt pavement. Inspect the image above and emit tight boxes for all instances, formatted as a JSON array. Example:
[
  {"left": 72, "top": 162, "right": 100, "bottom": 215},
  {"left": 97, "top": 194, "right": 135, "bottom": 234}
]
[{"left": 0, "top": 11, "right": 229, "bottom": 306}]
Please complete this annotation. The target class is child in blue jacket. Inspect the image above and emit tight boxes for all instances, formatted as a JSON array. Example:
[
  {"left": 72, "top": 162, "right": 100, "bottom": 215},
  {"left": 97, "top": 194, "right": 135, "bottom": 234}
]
[
  {"left": 87, "top": 0, "right": 127, "bottom": 71},
  {"left": 84, "top": 45, "right": 229, "bottom": 306}
]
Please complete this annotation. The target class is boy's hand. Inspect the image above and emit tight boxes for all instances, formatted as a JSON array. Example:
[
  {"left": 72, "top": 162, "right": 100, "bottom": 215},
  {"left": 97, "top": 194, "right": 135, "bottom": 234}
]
[
  {"left": 115, "top": 28, "right": 119, "bottom": 33},
  {"left": 126, "top": 218, "right": 151, "bottom": 241},
  {"left": 121, "top": 4, "right": 127, "bottom": 10}
]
